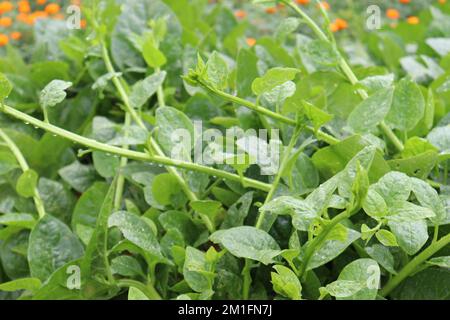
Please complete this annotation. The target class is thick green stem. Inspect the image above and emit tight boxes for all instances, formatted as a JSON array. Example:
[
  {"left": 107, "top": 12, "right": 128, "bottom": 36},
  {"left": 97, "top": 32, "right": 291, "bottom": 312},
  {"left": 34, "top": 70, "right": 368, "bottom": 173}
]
[
  {"left": 242, "top": 259, "right": 252, "bottom": 300},
  {"left": 0, "top": 104, "right": 272, "bottom": 192},
  {"left": 282, "top": 0, "right": 404, "bottom": 153},
  {"left": 155, "top": 67, "right": 166, "bottom": 108},
  {"left": 113, "top": 113, "right": 131, "bottom": 211},
  {"left": 197, "top": 79, "right": 340, "bottom": 146},
  {"left": 380, "top": 233, "right": 450, "bottom": 297},
  {"left": 0, "top": 128, "right": 46, "bottom": 219}
]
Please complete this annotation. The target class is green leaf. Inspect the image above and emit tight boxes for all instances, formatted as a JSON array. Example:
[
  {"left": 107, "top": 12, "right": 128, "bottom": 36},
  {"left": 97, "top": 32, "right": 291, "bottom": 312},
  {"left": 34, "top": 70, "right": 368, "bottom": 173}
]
[
  {"left": 108, "top": 211, "right": 163, "bottom": 260},
  {"left": 0, "top": 151, "right": 19, "bottom": 175},
  {"left": 0, "top": 73, "right": 13, "bottom": 101},
  {"left": 304, "top": 40, "right": 341, "bottom": 67},
  {"left": 427, "top": 257, "right": 450, "bottom": 269},
  {"left": 183, "top": 247, "right": 215, "bottom": 293},
  {"left": 252, "top": 67, "right": 300, "bottom": 96},
  {"left": 142, "top": 37, "right": 167, "bottom": 68},
  {"left": 388, "top": 220, "right": 429, "bottom": 255},
  {"left": 365, "top": 244, "right": 397, "bottom": 274},
  {"left": 39, "top": 80, "right": 72, "bottom": 109},
  {"left": 271, "top": 265, "right": 302, "bottom": 300},
  {"left": 210, "top": 226, "right": 281, "bottom": 265},
  {"left": 111, "top": 255, "right": 144, "bottom": 278},
  {"left": 385, "top": 78, "right": 425, "bottom": 131},
  {"left": 372, "top": 172, "right": 411, "bottom": 207},
  {"left": 129, "top": 71, "right": 166, "bottom": 109},
  {"left": 393, "top": 268, "right": 450, "bottom": 300},
  {"left": 375, "top": 230, "right": 399, "bottom": 247},
  {"left": 387, "top": 201, "right": 435, "bottom": 223},
  {"left": 92, "top": 151, "right": 120, "bottom": 179},
  {"left": 410, "top": 178, "right": 447, "bottom": 225},
  {"left": 221, "top": 192, "right": 254, "bottom": 229},
  {"left": 322, "top": 280, "right": 365, "bottom": 299},
  {"left": 16, "top": 169, "right": 38, "bottom": 198},
  {"left": 128, "top": 287, "right": 150, "bottom": 300},
  {"left": 204, "top": 51, "right": 229, "bottom": 90},
  {"left": 348, "top": 88, "right": 394, "bottom": 133},
  {"left": 301, "top": 101, "right": 333, "bottom": 131},
  {"left": 58, "top": 160, "right": 96, "bottom": 193},
  {"left": 156, "top": 106, "right": 194, "bottom": 159},
  {"left": 152, "top": 173, "right": 185, "bottom": 207},
  {"left": 28, "top": 215, "right": 84, "bottom": 281},
  {"left": 0, "top": 278, "right": 41, "bottom": 293},
  {"left": 335, "top": 259, "right": 380, "bottom": 300},
  {"left": 307, "top": 225, "right": 361, "bottom": 271},
  {"left": 0, "top": 213, "right": 36, "bottom": 229},
  {"left": 363, "top": 189, "right": 388, "bottom": 219}
]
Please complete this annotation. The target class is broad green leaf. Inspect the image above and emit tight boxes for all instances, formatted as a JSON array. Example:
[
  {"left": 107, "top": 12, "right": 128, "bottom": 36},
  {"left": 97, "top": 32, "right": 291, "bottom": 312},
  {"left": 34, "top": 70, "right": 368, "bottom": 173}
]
[
  {"left": 92, "top": 151, "right": 120, "bottom": 179},
  {"left": 365, "top": 244, "right": 397, "bottom": 274},
  {"left": 204, "top": 51, "right": 228, "bottom": 90},
  {"left": 385, "top": 78, "right": 425, "bottom": 131},
  {"left": 0, "top": 278, "right": 41, "bottom": 293},
  {"left": 156, "top": 106, "right": 194, "bottom": 159},
  {"left": 372, "top": 172, "right": 411, "bottom": 207},
  {"left": 322, "top": 280, "right": 365, "bottom": 299},
  {"left": 210, "top": 226, "right": 281, "bottom": 265},
  {"left": 271, "top": 265, "right": 302, "bottom": 300},
  {"left": 16, "top": 169, "right": 38, "bottom": 198},
  {"left": 392, "top": 268, "right": 450, "bottom": 300},
  {"left": 28, "top": 215, "right": 84, "bottom": 281},
  {"left": 58, "top": 161, "right": 96, "bottom": 193},
  {"left": 129, "top": 71, "right": 166, "bottom": 109},
  {"left": 304, "top": 40, "right": 341, "bottom": 67},
  {"left": 275, "top": 17, "right": 300, "bottom": 44},
  {"left": 221, "top": 192, "right": 253, "bottom": 229},
  {"left": 335, "top": 259, "right": 380, "bottom": 300},
  {"left": 0, "top": 73, "right": 12, "bottom": 100},
  {"left": 0, "top": 151, "right": 18, "bottom": 175},
  {"left": 108, "top": 211, "right": 163, "bottom": 260},
  {"left": 252, "top": 67, "right": 300, "bottom": 96},
  {"left": 427, "top": 257, "right": 450, "bottom": 268},
  {"left": 363, "top": 189, "right": 388, "bottom": 219},
  {"left": 159, "top": 210, "right": 200, "bottom": 244},
  {"left": 410, "top": 178, "right": 447, "bottom": 225},
  {"left": 387, "top": 201, "right": 435, "bottom": 223},
  {"left": 110, "top": 255, "right": 144, "bottom": 278},
  {"left": 301, "top": 101, "right": 333, "bottom": 131},
  {"left": 348, "top": 88, "right": 394, "bottom": 133},
  {"left": 39, "top": 80, "right": 72, "bottom": 109},
  {"left": 128, "top": 287, "right": 150, "bottom": 300},
  {"left": 152, "top": 173, "right": 185, "bottom": 207},
  {"left": 142, "top": 37, "right": 167, "bottom": 68},
  {"left": 307, "top": 225, "right": 361, "bottom": 271},
  {"left": 375, "top": 230, "right": 399, "bottom": 247},
  {"left": 183, "top": 247, "right": 214, "bottom": 293},
  {"left": 0, "top": 213, "right": 36, "bottom": 229},
  {"left": 388, "top": 151, "right": 438, "bottom": 179},
  {"left": 388, "top": 220, "right": 429, "bottom": 255}
]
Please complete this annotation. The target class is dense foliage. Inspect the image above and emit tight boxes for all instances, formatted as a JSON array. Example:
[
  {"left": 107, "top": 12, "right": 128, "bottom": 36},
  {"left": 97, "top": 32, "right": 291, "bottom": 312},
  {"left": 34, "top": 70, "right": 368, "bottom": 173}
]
[{"left": 0, "top": 0, "right": 449, "bottom": 300}]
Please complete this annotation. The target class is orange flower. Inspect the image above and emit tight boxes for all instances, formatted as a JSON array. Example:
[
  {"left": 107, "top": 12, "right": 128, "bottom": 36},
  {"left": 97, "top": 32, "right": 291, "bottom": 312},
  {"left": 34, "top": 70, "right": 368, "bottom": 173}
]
[
  {"left": 0, "top": 1, "right": 14, "bottom": 14},
  {"left": 0, "top": 17, "right": 13, "bottom": 27},
  {"left": 18, "top": 0, "right": 31, "bottom": 13},
  {"left": 317, "top": 1, "right": 330, "bottom": 10},
  {"left": 438, "top": 0, "right": 446, "bottom": 4},
  {"left": 36, "top": 0, "right": 46, "bottom": 5},
  {"left": 386, "top": 8, "right": 400, "bottom": 20},
  {"left": 80, "top": 19, "right": 87, "bottom": 29},
  {"left": 335, "top": 18, "right": 348, "bottom": 30},
  {"left": 330, "top": 22, "right": 339, "bottom": 33},
  {"left": 10, "top": 31, "right": 22, "bottom": 40},
  {"left": 399, "top": 0, "right": 410, "bottom": 3},
  {"left": 234, "top": 10, "right": 247, "bottom": 19},
  {"left": 0, "top": 33, "right": 9, "bottom": 46},
  {"left": 295, "top": 0, "right": 310, "bottom": 4},
  {"left": 265, "top": 7, "right": 277, "bottom": 14},
  {"left": 246, "top": 37, "right": 256, "bottom": 47},
  {"left": 45, "top": 3, "right": 60, "bottom": 15},
  {"left": 407, "top": 16, "right": 420, "bottom": 24}
]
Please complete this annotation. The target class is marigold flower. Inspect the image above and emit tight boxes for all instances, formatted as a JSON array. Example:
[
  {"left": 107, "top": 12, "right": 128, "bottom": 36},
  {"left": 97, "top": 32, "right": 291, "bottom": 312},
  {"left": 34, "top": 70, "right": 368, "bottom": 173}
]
[
  {"left": 335, "top": 18, "right": 348, "bottom": 30},
  {"left": 246, "top": 37, "right": 256, "bottom": 47},
  {"left": 399, "top": 0, "right": 411, "bottom": 4},
  {"left": 386, "top": 8, "right": 400, "bottom": 20},
  {"left": 317, "top": 1, "right": 330, "bottom": 10},
  {"left": 45, "top": 3, "right": 60, "bottom": 15},
  {"left": 18, "top": 0, "right": 31, "bottom": 13},
  {"left": 407, "top": 16, "right": 420, "bottom": 24},
  {"left": 0, "top": 1, "right": 14, "bottom": 14},
  {"left": 0, "top": 33, "right": 9, "bottom": 46},
  {"left": 36, "top": 0, "right": 46, "bottom": 5},
  {"left": 234, "top": 10, "right": 247, "bottom": 19},
  {"left": 265, "top": 7, "right": 277, "bottom": 14},
  {"left": 10, "top": 31, "right": 22, "bottom": 40},
  {"left": 295, "top": 0, "right": 310, "bottom": 5},
  {"left": 438, "top": 0, "right": 446, "bottom": 4},
  {"left": 330, "top": 22, "right": 339, "bottom": 33},
  {"left": 0, "top": 17, "right": 13, "bottom": 27}
]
